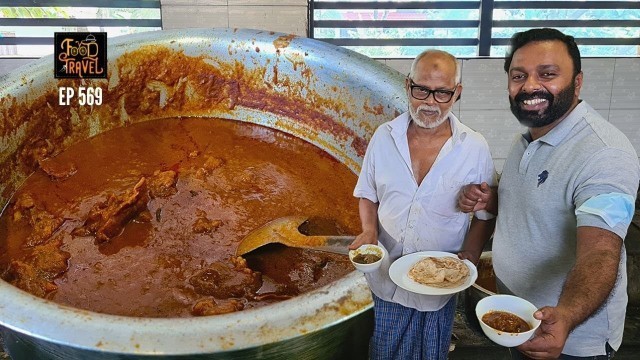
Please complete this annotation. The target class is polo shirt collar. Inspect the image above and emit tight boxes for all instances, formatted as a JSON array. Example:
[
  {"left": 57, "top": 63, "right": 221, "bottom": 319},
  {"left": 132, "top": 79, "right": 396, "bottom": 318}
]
[{"left": 523, "top": 101, "right": 586, "bottom": 146}]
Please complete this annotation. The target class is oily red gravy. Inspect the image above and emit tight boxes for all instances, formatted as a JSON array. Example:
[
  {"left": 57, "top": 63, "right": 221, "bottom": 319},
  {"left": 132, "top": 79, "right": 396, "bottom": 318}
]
[
  {"left": 482, "top": 310, "right": 531, "bottom": 333},
  {"left": 0, "top": 117, "right": 360, "bottom": 317},
  {"left": 352, "top": 253, "right": 381, "bottom": 264}
]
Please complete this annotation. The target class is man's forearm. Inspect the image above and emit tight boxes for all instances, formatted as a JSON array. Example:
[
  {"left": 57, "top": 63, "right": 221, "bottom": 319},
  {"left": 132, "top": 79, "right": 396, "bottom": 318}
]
[
  {"left": 485, "top": 186, "right": 498, "bottom": 215},
  {"left": 359, "top": 198, "right": 379, "bottom": 234},
  {"left": 557, "top": 227, "right": 622, "bottom": 330},
  {"left": 462, "top": 217, "right": 495, "bottom": 264}
]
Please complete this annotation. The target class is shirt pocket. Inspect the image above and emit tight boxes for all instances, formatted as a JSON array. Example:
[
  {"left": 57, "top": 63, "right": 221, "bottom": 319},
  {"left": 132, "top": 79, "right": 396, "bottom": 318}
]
[
  {"left": 430, "top": 177, "right": 465, "bottom": 217},
  {"left": 422, "top": 178, "right": 468, "bottom": 251}
]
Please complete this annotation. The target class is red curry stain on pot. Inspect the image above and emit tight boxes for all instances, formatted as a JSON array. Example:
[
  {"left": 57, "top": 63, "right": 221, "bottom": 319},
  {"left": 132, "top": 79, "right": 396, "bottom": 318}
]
[
  {"left": 0, "top": 45, "right": 372, "bottom": 201},
  {"left": 364, "top": 103, "right": 385, "bottom": 116},
  {"left": 110, "top": 46, "right": 366, "bottom": 152},
  {"left": 273, "top": 34, "right": 296, "bottom": 50}
]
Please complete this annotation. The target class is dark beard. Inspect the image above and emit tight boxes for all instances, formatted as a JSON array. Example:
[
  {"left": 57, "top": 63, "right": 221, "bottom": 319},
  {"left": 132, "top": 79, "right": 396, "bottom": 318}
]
[{"left": 509, "top": 82, "right": 576, "bottom": 128}]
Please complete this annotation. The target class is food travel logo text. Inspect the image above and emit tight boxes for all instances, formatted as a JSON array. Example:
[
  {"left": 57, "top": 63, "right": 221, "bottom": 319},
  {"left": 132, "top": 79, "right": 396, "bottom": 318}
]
[{"left": 54, "top": 32, "right": 107, "bottom": 79}]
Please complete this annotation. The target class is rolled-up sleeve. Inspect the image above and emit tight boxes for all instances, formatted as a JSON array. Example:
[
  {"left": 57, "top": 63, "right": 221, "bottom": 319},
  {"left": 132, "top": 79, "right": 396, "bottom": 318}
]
[
  {"left": 474, "top": 137, "right": 497, "bottom": 221},
  {"left": 574, "top": 148, "right": 640, "bottom": 239},
  {"left": 353, "top": 130, "right": 379, "bottom": 203}
]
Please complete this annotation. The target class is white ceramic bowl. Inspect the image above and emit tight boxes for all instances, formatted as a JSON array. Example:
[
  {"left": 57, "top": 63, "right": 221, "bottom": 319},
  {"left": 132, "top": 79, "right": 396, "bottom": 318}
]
[
  {"left": 475, "top": 294, "right": 541, "bottom": 347},
  {"left": 349, "top": 244, "right": 385, "bottom": 273}
]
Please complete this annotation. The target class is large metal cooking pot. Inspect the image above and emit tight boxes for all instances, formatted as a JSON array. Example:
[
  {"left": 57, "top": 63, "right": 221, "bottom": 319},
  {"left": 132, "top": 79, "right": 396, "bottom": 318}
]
[{"left": 0, "top": 28, "right": 406, "bottom": 359}]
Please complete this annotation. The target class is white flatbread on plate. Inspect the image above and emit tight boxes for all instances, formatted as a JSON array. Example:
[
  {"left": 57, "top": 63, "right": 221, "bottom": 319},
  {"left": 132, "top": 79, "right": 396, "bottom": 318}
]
[
  {"left": 408, "top": 256, "right": 470, "bottom": 288},
  {"left": 388, "top": 251, "right": 478, "bottom": 296}
]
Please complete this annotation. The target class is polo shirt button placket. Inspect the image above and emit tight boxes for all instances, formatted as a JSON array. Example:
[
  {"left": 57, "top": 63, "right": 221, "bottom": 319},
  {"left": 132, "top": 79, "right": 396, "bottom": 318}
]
[{"left": 520, "top": 143, "right": 539, "bottom": 174}]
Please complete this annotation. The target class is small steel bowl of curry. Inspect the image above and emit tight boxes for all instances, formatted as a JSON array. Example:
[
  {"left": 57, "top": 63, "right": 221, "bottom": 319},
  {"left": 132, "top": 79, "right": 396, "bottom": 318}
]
[
  {"left": 349, "top": 244, "right": 385, "bottom": 273},
  {"left": 475, "top": 294, "right": 541, "bottom": 347}
]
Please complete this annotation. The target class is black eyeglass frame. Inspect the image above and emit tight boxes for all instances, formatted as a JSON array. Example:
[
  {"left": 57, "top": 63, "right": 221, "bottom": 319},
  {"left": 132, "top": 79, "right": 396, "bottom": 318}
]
[{"left": 408, "top": 79, "right": 459, "bottom": 103}]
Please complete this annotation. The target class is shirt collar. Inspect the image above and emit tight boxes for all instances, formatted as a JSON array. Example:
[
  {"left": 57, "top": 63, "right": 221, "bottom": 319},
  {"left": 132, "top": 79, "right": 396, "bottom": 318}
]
[
  {"left": 388, "top": 111, "right": 467, "bottom": 145},
  {"left": 523, "top": 101, "right": 587, "bottom": 146}
]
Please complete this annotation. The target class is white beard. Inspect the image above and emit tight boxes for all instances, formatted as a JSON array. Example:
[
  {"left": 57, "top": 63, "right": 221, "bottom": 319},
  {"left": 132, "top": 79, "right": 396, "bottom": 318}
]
[{"left": 409, "top": 104, "right": 450, "bottom": 129}]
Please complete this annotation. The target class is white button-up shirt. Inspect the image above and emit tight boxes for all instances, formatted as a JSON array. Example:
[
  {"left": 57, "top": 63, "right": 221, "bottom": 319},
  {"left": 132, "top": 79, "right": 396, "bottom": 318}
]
[{"left": 354, "top": 112, "right": 496, "bottom": 311}]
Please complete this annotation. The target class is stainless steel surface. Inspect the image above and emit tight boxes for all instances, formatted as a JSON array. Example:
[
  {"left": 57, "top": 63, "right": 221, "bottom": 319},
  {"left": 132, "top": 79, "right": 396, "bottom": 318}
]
[
  {"left": 0, "top": 28, "right": 407, "bottom": 359},
  {"left": 3, "top": 306, "right": 640, "bottom": 359}
]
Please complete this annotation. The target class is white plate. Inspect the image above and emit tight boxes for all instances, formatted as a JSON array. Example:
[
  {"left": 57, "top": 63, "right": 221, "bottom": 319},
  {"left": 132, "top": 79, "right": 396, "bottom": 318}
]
[{"left": 389, "top": 251, "right": 478, "bottom": 295}]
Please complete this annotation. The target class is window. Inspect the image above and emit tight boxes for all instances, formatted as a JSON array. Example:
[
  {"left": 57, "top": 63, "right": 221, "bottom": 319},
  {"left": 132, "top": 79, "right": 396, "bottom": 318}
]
[
  {"left": 0, "top": 0, "right": 161, "bottom": 58},
  {"left": 309, "top": 0, "right": 640, "bottom": 58}
]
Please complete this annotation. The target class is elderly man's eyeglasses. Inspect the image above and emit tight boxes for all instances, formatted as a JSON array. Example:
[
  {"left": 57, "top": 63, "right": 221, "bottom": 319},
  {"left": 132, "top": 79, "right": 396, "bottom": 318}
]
[{"left": 409, "top": 80, "right": 457, "bottom": 103}]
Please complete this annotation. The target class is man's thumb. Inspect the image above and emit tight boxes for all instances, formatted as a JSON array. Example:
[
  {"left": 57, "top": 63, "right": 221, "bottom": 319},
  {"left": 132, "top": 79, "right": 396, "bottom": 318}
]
[
  {"left": 534, "top": 307, "right": 553, "bottom": 321},
  {"left": 480, "top": 182, "right": 491, "bottom": 192}
]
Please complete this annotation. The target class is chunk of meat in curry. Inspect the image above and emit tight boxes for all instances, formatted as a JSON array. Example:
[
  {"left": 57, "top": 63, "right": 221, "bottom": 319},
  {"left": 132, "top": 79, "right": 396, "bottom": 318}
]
[
  {"left": 189, "top": 256, "right": 262, "bottom": 299},
  {"left": 192, "top": 298, "right": 244, "bottom": 316},
  {"left": 11, "top": 193, "right": 64, "bottom": 247},
  {"left": 4, "top": 237, "right": 70, "bottom": 297},
  {"left": 71, "top": 177, "right": 150, "bottom": 243},
  {"left": 192, "top": 209, "right": 223, "bottom": 234},
  {"left": 38, "top": 158, "right": 77, "bottom": 181},
  {"left": 148, "top": 170, "right": 178, "bottom": 198}
]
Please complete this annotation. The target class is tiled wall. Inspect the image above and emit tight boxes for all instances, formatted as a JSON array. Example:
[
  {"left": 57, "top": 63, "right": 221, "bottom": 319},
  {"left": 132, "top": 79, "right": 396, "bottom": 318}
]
[
  {"left": 161, "top": 0, "right": 308, "bottom": 35},
  {"left": 382, "top": 58, "right": 640, "bottom": 171},
  {"left": 2, "top": 1, "right": 639, "bottom": 172}
]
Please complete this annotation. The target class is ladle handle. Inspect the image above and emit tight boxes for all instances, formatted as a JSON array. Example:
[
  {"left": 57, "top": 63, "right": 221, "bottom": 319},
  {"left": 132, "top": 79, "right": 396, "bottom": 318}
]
[{"left": 306, "top": 235, "right": 355, "bottom": 255}]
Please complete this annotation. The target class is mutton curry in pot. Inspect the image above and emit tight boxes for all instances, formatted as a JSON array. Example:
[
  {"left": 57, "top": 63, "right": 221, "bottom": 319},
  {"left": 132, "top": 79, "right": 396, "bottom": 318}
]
[{"left": 0, "top": 117, "right": 360, "bottom": 318}]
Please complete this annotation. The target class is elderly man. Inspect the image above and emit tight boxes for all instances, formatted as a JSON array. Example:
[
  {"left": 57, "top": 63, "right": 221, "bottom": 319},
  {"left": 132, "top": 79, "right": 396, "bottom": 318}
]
[
  {"left": 460, "top": 28, "right": 640, "bottom": 359},
  {"left": 350, "top": 49, "right": 496, "bottom": 359}
]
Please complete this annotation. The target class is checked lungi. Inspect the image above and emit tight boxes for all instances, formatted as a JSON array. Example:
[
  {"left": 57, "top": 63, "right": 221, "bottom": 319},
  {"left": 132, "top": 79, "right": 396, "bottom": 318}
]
[{"left": 369, "top": 293, "right": 456, "bottom": 360}]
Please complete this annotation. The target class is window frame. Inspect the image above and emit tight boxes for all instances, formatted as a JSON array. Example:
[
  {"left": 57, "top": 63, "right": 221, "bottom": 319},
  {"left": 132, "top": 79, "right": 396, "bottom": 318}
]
[
  {"left": 0, "top": 0, "right": 161, "bottom": 51},
  {"left": 308, "top": 0, "right": 640, "bottom": 58}
]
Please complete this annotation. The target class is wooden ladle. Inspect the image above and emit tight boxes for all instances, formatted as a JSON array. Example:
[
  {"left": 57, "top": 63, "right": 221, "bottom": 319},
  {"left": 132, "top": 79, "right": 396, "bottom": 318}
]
[{"left": 235, "top": 216, "right": 355, "bottom": 256}]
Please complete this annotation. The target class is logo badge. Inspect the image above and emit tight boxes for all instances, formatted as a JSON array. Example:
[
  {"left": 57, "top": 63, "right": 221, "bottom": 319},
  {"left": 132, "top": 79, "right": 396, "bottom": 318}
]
[
  {"left": 537, "top": 170, "right": 549, "bottom": 187},
  {"left": 54, "top": 32, "right": 107, "bottom": 79}
]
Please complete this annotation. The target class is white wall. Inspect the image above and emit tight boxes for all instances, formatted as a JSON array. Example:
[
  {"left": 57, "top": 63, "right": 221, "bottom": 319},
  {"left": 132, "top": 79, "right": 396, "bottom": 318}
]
[
  {"left": 2, "top": 1, "right": 639, "bottom": 172},
  {"left": 161, "top": 0, "right": 308, "bottom": 35},
  {"left": 383, "top": 58, "right": 640, "bottom": 171}
]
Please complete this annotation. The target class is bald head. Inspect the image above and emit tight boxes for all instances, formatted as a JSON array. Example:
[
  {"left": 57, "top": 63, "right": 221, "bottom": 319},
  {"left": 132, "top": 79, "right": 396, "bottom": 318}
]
[{"left": 409, "top": 50, "right": 461, "bottom": 84}]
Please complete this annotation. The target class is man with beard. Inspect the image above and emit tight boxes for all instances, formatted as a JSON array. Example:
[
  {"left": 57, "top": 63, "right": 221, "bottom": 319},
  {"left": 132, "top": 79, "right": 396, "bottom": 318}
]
[
  {"left": 459, "top": 28, "right": 640, "bottom": 359},
  {"left": 350, "top": 49, "right": 497, "bottom": 359}
]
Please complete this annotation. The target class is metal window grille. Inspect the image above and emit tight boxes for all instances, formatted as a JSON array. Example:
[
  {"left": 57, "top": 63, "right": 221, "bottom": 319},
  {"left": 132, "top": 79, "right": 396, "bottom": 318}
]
[
  {"left": 309, "top": 0, "right": 640, "bottom": 58},
  {"left": 0, "top": 0, "right": 161, "bottom": 57}
]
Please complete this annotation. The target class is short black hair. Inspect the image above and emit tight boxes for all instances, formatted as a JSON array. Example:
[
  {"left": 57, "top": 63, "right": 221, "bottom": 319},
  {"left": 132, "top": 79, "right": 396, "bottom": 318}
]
[{"left": 503, "top": 28, "right": 581, "bottom": 77}]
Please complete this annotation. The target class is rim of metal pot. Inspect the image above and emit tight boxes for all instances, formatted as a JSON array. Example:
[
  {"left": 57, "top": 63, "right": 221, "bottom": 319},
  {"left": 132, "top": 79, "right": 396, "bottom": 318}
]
[{"left": 0, "top": 270, "right": 371, "bottom": 355}]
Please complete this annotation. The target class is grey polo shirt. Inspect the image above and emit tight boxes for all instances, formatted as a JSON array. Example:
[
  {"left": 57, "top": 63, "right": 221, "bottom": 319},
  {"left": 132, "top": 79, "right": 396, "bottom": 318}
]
[{"left": 493, "top": 101, "right": 640, "bottom": 356}]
